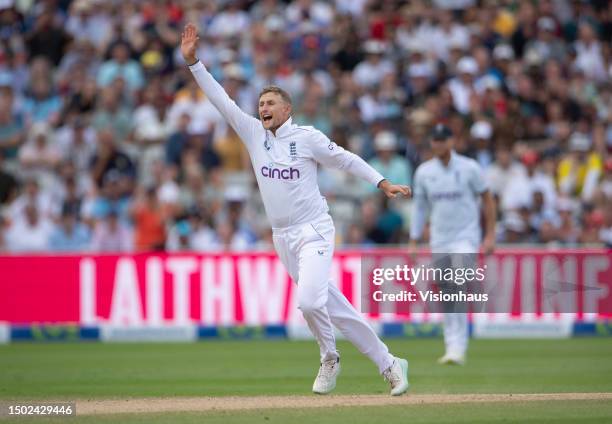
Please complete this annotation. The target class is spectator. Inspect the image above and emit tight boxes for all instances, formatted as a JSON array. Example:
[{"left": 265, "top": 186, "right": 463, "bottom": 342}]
[
  {"left": 131, "top": 187, "right": 166, "bottom": 251},
  {"left": 48, "top": 206, "right": 91, "bottom": 251},
  {"left": 485, "top": 146, "right": 524, "bottom": 201},
  {"left": 97, "top": 41, "right": 145, "bottom": 92},
  {"left": 352, "top": 40, "right": 394, "bottom": 88},
  {"left": 4, "top": 202, "right": 53, "bottom": 252},
  {"left": 468, "top": 121, "right": 494, "bottom": 168},
  {"left": 0, "top": 93, "right": 24, "bottom": 160},
  {"left": 0, "top": 151, "right": 18, "bottom": 207},
  {"left": 447, "top": 56, "right": 479, "bottom": 115},
  {"left": 366, "top": 131, "right": 412, "bottom": 192},
  {"left": 89, "top": 129, "right": 136, "bottom": 189},
  {"left": 213, "top": 125, "right": 250, "bottom": 173},
  {"left": 19, "top": 123, "right": 62, "bottom": 184},
  {"left": 91, "top": 210, "right": 133, "bottom": 252},
  {"left": 25, "top": 10, "right": 72, "bottom": 66},
  {"left": 557, "top": 132, "right": 603, "bottom": 204},
  {"left": 22, "top": 77, "right": 63, "bottom": 126},
  {"left": 91, "top": 88, "right": 133, "bottom": 142},
  {"left": 502, "top": 150, "right": 557, "bottom": 215}
]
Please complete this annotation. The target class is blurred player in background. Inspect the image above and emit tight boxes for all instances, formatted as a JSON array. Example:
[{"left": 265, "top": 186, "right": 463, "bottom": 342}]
[
  {"left": 409, "top": 124, "right": 496, "bottom": 365},
  {"left": 181, "top": 23, "right": 410, "bottom": 396}
]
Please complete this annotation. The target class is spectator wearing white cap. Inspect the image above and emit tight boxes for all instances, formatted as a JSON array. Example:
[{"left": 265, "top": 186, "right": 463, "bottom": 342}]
[
  {"left": 468, "top": 120, "right": 494, "bottom": 168},
  {"left": 352, "top": 40, "right": 394, "bottom": 88},
  {"left": 556, "top": 197, "right": 580, "bottom": 245},
  {"left": 365, "top": 131, "right": 412, "bottom": 193},
  {"left": 557, "top": 132, "right": 603, "bottom": 203},
  {"left": 447, "top": 56, "right": 479, "bottom": 114},
  {"left": 523, "top": 17, "right": 566, "bottom": 63},
  {"left": 406, "top": 62, "right": 435, "bottom": 105}
]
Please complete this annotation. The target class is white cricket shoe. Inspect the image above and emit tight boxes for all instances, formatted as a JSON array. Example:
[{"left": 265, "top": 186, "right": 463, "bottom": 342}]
[
  {"left": 312, "top": 358, "right": 340, "bottom": 394},
  {"left": 437, "top": 352, "right": 466, "bottom": 365},
  {"left": 383, "top": 357, "right": 409, "bottom": 396}
]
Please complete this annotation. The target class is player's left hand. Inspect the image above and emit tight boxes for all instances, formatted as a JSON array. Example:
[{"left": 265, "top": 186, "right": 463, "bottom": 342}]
[
  {"left": 482, "top": 234, "right": 496, "bottom": 255},
  {"left": 379, "top": 180, "right": 412, "bottom": 199}
]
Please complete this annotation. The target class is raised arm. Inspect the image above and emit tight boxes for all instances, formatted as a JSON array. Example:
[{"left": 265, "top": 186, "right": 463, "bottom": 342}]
[
  {"left": 310, "top": 131, "right": 411, "bottom": 199},
  {"left": 181, "top": 23, "right": 259, "bottom": 145}
]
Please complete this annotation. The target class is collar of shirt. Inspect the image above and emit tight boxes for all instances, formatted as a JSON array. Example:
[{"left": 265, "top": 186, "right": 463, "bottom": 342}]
[
  {"left": 266, "top": 116, "right": 295, "bottom": 139},
  {"left": 434, "top": 150, "right": 458, "bottom": 170}
]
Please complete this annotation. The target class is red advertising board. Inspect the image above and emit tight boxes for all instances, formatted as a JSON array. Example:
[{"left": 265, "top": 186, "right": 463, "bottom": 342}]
[{"left": 0, "top": 249, "right": 610, "bottom": 325}]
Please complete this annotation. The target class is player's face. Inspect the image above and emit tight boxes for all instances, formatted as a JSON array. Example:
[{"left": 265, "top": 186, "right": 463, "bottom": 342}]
[
  {"left": 259, "top": 93, "right": 291, "bottom": 131},
  {"left": 430, "top": 137, "right": 453, "bottom": 158}
]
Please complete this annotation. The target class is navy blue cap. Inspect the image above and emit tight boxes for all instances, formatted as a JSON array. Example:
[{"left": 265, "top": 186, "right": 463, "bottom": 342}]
[{"left": 430, "top": 123, "right": 453, "bottom": 141}]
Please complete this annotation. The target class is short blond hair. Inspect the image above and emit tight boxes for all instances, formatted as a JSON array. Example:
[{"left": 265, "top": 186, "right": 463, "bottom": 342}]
[{"left": 258, "top": 86, "right": 292, "bottom": 105}]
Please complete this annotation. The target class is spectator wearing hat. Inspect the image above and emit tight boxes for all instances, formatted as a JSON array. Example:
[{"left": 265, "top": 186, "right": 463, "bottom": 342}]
[
  {"left": 467, "top": 120, "right": 494, "bottom": 169},
  {"left": 556, "top": 197, "right": 580, "bottom": 245},
  {"left": 557, "top": 132, "right": 603, "bottom": 203},
  {"left": 366, "top": 131, "right": 412, "bottom": 193},
  {"left": 523, "top": 17, "right": 566, "bottom": 64},
  {"left": 352, "top": 40, "right": 394, "bottom": 88},
  {"left": 447, "top": 56, "right": 479, "bottom": 114}
]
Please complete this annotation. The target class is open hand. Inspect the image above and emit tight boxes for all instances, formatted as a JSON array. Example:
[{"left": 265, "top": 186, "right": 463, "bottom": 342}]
[{"left": 181, "top": 23, "right": 199, "bottom": 64}]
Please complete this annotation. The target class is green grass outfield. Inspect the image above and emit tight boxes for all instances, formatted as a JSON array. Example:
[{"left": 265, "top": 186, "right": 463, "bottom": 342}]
[{"left": 1, "top": 338, "right": 611, "bottom": 423}]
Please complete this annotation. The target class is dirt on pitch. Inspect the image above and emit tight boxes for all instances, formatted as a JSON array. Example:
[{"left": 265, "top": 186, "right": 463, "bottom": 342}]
[{"left": 76, "top": 393, "right": 612, "bottom": 415}]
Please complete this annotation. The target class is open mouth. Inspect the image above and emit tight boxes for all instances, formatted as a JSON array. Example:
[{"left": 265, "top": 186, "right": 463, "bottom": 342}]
[{"left": 262, "top": 114, "right": 273, "bottom": 124}]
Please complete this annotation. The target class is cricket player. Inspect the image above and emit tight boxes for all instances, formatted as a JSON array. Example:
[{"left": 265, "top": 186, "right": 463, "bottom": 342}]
[
  {"left": 409, "top": 124, "right": 496, "bottom": 365},
  {"left": 181, "top": 24, "right": 410, "bottom": 395}
]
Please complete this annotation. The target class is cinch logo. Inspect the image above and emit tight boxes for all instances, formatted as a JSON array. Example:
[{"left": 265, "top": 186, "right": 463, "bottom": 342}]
[{"left": 261, "top": 166, "right": 300, "bottom": 180}]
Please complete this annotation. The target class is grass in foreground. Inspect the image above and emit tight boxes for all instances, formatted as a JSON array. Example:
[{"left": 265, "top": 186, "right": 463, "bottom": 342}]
[{"left": 1, "top": 338, "right": 611, "bottom": 399}]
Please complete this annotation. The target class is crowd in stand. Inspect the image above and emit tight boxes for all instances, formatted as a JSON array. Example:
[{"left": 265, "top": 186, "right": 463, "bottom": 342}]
[{"left": 0, "top": 0, "right": 610, "bottom": 252}]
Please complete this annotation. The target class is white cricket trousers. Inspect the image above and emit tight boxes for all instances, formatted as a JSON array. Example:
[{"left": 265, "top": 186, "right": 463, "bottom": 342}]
[
  {"left": 432, "top": 241, "right": 476, "bottom": 357},
  {"left": 273, "top": 214, "right": 394, "bottom": 374}
]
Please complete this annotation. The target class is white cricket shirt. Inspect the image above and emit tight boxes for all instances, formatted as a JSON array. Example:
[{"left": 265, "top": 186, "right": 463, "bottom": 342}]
[
  {"left": 410, "top": 151, "right": 487, "bottom": 250},
  {"left": 189, "top": 61, "right": 384, "bottom": 229}
]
